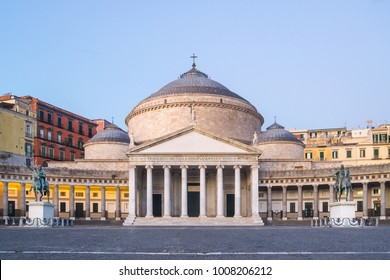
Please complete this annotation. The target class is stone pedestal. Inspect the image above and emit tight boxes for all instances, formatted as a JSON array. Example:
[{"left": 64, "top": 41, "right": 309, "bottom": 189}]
[
  {"left": 28, "top": 202, "right": 55, "bottom": 227},
  {"left": 329, "top": 201, "right": 356, "bottom": 227}
]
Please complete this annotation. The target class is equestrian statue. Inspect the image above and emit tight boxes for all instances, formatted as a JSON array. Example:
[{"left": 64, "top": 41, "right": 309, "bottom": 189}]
[
  {"left": 333, "top": 164, "right": 353, "bottom": 202},
  {"left": 27, "top": 161, "right": 50, "bottom": 202}
]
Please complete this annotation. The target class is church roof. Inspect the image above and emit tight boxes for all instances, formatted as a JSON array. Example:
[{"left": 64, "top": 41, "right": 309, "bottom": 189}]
[
  {"left": 144, "top": 64, "right": 247, "bottom": 101},
  {"left": 258, "top": 122, "right": 304, "bottom": 145},
  {"left": 87, "top": 124, "right": 130, "bottom": 144}
]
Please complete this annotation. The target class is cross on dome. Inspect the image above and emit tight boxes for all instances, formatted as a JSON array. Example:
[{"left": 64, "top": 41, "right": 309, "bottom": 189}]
[{"left": 190, "top": 53, "right": 198, "bottom": 68}]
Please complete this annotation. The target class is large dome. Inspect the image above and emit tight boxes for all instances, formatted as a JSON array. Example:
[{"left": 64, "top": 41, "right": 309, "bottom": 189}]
[
  {"left": 126, "top": 64, "right": 264, "bottom": 144},
  {"left": 145, "top": 65, "right": 247, "bottom": 102}
]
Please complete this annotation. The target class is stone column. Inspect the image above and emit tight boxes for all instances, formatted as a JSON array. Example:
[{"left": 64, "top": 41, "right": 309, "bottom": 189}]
[
  {"left": 21, "top": 182, "right": 26, "bottom": 217},
  {"left": 313, "top": 184, "right": 319, "bottom": 219},
  {"left": 251, "top": 164, "right": 259, "bottom": 218},
  {"left": 363, "top": 182, "right": 368, "bottom": 218},
  {"left": 329, "top": 184, "right": 334, "bottom": 204},
  {"left": 129, "top": 166, "right": 137, "bottom": 218},
  {"left": 163, "top": 165, "right": 171, "bottom": 217},
  {"left": 180, "top": 165, "right": 188, "bottom": 217},
  {"left": 3, "top": 181, "right": 9, "bottom": 219},
  {"left": 146, "top": 165, "right": 153, "bottom": 218},
  {"left": 115, "top": 185, "right": 121, "bottom": 220},
  {"left": 267, "top": 185, "right": 272, "bottom": 221},
  {"left": 363, "top": 182, "right": 368, "bottom": 219},
  {"left": 216, "top": 164, "right": 224, "bottom": 217},
  {"left": 297, "top": 185, "right": 303, "bottom": 220},
  {"left": 380, "top": 181, "right": 386, "bottom": 220},
  {"left": 233, "top": 165, "right": 242, "bottom": 218},
  {"left": 85, "top": 185, "right": 91, "bottom": 220},
  {"left": 54, "top": 184, "right": 59, "bottom": 217},
  {"left": 282, "top": 185, "right": 287, "bottom": 220},
  {"left": 199, "top": 165, "right": 207, "bottom": 218},
  {"left": 101, "top": 186, "right": 106, "bottom": 220},
  {"left": 69, "top": 185, "right": 75, "bottom": 219}
]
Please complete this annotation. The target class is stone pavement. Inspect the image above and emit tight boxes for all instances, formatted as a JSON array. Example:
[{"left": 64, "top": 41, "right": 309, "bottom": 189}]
[{"left": 1, "top": 225, "right": 390, "bottom": 260}]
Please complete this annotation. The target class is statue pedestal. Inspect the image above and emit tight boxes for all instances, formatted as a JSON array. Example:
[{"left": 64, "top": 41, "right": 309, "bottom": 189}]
[
  {"left": 28, "top": 202, "right": 55, "bottom": 227},
  {"left": 329, "top": 201, "right": 356, "bottom": 227}
]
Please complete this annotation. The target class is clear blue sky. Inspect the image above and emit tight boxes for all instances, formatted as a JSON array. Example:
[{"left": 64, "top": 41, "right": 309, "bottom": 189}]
[{"left": 1, "top": 0, "right": 389, "bottom": 131}]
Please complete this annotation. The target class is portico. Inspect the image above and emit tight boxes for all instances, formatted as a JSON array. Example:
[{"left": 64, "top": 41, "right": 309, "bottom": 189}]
[{"left": 123, "top": 127, "right": 264, "bottom": 226}]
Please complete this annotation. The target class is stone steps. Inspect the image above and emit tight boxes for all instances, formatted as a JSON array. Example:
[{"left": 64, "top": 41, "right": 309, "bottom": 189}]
[{"left": 124, "top": 216, "right": 264, "bottom": 227}]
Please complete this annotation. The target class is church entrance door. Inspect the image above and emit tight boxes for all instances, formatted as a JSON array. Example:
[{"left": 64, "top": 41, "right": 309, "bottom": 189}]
[
  {"left": 153, "top": 194, "right": 162, "bottom": 217},
  {"left": 188, "top": 192, "right": 200, "bottom": 217},
  {"left": 226, "top": 194, "right": 235, "bottom": 217}
]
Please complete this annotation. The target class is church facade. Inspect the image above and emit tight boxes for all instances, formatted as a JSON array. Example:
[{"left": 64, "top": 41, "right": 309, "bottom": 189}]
[{"left": 1, "top": 63, "right": 389, "bottom": 225}]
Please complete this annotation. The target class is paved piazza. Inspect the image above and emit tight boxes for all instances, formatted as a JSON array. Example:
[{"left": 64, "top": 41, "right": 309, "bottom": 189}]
[{"left": 1, "top": 226, "right": 390, "bottom": 260}]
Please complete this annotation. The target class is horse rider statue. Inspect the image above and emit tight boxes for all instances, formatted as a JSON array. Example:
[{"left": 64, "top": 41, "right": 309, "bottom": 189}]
[
  {"left": 27, "top": 161, "right": 50, "bottom": 202},
  {"left": 333, "top": 164, "right": 353, "bottom": 202}
]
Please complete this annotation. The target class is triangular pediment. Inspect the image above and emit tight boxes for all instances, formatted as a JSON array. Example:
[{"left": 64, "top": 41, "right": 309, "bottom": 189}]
[{"left": 129, "top": 127, "right": 260, "bottom": 154}]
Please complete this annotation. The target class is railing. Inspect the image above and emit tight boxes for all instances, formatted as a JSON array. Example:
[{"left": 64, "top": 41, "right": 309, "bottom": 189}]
[
  {"left": 311, "top": 217, "right": 379, "bottom": 228},
  {"left": 3, "top": 217, "right": 74, "bottom": 227}
]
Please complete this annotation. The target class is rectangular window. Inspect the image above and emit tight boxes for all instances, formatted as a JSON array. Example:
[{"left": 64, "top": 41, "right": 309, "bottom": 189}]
[
  {"left": 68, "top": 120, "right": 73, "bottom": 131},
  {"left": 60, "top": 191, "right": 66, "bottom": 197},
  {"left": 92, "top": 192, "right": 99, "bottom": 198},
  {"left": 357, "top": 201, "right": 363, "bottom": 212},
  {"left": 70, "top": 152, "right": 75, "bottom": 161},
  {"left": 388, "top": 148, "right": 390, "bottom": 158},
  {"left": 380, "top": 134, "right": 387, "bottom": 143},
  {"left": 373, "top": 134, "right": 379, "bottom": 143},
  {"left": 59, "top": 150, "right": 65, "bottom": 161},
  {"left": 360, "top": 149, "right": 366, "bottom": 158},
  {"left": 319, "top": 151, "right": 325, "bottom": 161},
  {"left": 25, "top": 143, "right": 32, "bottom": 157},
  {"left": 93, "top": 203, "right": 99, "bottom": 213},
  {"left": 67, "top": 136, "right": 73, "bottom": 146},
  {"left": 78, "top": 140, "right": 83, "bottom": 149},
  {"left": 88, "top": 127, "right": 93, "bottom": 137},
  {"left": 322, "top": 202, "right": 328, "bottom": 212},
  {"left": 57, "top": 133, "right": 62, "bottom": 143},
  {"left": 58, "top": 116, "right": 62, "bottom": 128},
  {"left": 47, "top": 113, "right": 52, "bottom": 124},
  {"left": 124, "top": 193, "right": 129, "bottom": 198},
  {"left": 289, "top": 202, "right": 296, "bottom": 213},
  {"left": 75, "top": 192, "right": 84, "bottom": 198},
  {"left": 374, "top": 148, "right": 379, "bottom": 159},
  {"left": 39, "top": 110, "right": 44, "bottom": 121},
  {"left": 305, "top": 152, "right": 312, "bottom": 159},
  {"left": 373, "top": 189, "right": 380, "bottom": 195},
  {"left": 332, "top": 151, "right": 338, "bottom": 159},
  {"left": 60, "top": 202, "right": 66, "bottom": 212},
  {"left": 39, "top": 128, "right": 44, "bottom": 139},
  {"left": 48, "top": 147, "right": 54, "bottom": 159},
  {"left": 47, "top": 130, "right": 52, "bottom": 141},
  {"left": 40, "top": 146, "right": 46, "bottom": 157},
  {"left": 25, "top": 122, "right": 33, "bottom": 138},
  {"left": 80, "top": 153, "right": 84, "bottom": 159},
  {"left": 79, "top": 124, "right": 83, "bottom": 134},
  {"left": 346, "top": 150, "right": 352, "bottom": 158}
]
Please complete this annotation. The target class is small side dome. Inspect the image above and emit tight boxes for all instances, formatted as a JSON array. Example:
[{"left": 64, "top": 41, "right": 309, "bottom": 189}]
[
  {"left": 84, "top": 124, "right": 130, "bottom": 160},
  {"left": 87, "top": 124, "right": 130, "bottom": 144},
  {"left": 258, "top": 122, "right": 303, "bottom": 144},
  {"left": 257, "top": 121, "right": 305, "bottom": 160}
]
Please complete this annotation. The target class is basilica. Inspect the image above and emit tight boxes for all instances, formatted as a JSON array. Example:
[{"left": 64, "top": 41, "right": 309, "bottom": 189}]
[{"left": 1, "top": 62, "right": 389, "bottom": 226}]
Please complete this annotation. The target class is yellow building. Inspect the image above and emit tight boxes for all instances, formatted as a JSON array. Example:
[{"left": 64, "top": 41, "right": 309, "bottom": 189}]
[
  {"left": 0, "top": 95, "right": 36, "bottom": 165},
  {"left": 292, "top": 125, "right": 390, "bottom": 166}
]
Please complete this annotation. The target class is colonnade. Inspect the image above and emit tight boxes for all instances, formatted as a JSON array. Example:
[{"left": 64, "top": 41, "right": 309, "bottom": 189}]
[
  {"left": 263, "top": 181, "right": 388, "bottom": 220},
  {"left": 128, "top": 164, "right": 260, "bottom": 219},
  {"left": 1, "top": 181, "right": 125, "bottom": 220}
]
